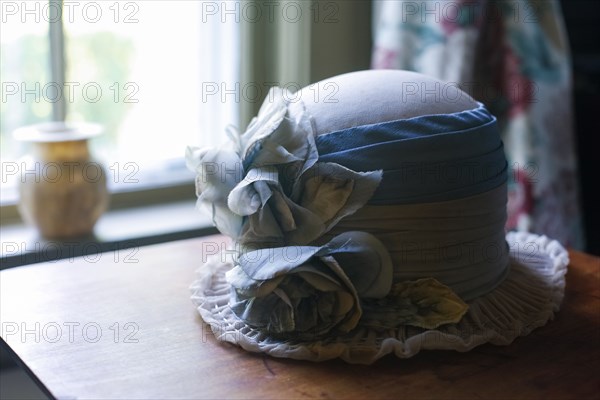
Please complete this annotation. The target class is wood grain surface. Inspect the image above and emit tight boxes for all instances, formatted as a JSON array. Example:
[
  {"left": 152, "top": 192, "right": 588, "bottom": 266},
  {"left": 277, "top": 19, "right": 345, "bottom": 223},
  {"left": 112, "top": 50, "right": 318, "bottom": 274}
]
[{"left": 1, "top": 236, "right": 599, "bottom": 400}]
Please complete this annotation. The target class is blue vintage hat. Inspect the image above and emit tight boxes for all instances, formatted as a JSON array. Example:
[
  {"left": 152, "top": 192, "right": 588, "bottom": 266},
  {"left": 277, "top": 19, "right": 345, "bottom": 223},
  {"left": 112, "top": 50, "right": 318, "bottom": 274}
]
[{"left": 186, "top": 70, "right": 568, "bottom": 364}]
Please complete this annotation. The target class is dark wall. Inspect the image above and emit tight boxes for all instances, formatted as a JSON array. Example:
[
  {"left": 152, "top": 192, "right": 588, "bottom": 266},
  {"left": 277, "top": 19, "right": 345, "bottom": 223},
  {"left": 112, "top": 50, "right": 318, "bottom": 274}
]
[{"left": 561, "top": 0, "right": 600, "bottom": 254}]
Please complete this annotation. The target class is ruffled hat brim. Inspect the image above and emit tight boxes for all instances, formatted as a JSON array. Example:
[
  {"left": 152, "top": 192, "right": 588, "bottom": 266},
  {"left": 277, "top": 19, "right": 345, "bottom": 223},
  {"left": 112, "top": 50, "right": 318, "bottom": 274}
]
[{"left": 190, "top": 231, "right": 568, "bottom": 364}]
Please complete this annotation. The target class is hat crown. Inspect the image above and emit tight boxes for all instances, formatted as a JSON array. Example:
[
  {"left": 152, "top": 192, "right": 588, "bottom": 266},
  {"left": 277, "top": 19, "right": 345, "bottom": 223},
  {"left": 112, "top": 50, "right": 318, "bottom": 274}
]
[{"left": 290, "top": 70, "right": 478, "bottom": 136}]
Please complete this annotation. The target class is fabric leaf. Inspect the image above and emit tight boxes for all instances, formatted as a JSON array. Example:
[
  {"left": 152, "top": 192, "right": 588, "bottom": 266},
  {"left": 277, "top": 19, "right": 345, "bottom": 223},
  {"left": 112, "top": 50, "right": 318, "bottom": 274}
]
[{"left": 361, "top": 278, "right": 468, "bottom": 329}]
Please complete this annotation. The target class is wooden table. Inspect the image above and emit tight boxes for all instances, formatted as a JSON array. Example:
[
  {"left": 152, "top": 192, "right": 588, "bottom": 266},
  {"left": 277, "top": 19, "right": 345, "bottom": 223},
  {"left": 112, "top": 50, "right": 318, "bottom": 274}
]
[{"left": 1, "top": 236, "right": 599, "bottom": 399}]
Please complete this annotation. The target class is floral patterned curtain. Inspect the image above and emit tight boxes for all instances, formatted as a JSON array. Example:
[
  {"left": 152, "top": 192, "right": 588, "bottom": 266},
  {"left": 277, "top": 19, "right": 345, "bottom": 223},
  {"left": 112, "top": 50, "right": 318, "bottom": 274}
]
[{"left": 372, "top": 0, "right": 584, "bottom": 248}]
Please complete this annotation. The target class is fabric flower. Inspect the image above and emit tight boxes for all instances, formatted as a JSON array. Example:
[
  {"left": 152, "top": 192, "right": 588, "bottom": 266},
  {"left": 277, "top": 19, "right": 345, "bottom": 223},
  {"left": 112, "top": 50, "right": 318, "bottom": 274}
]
[
  {"left": 186, "top": 87, "right": 382, "bottom": 245},
  {"left": 233, "top": 162, "right": 382, "bottom": 247},
  {"left": 226, "top": 232, "right": 393, "bottom": 340},
  {"left": 185, "top": 145, "right": 243, "bottom": 238}
]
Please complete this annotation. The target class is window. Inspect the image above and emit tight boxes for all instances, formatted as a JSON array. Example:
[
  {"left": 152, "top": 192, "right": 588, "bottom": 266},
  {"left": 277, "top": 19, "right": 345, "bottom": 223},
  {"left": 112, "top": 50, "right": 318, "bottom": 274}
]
[{"left": 1, "top": 0, "right": 239, "bottom": 207}]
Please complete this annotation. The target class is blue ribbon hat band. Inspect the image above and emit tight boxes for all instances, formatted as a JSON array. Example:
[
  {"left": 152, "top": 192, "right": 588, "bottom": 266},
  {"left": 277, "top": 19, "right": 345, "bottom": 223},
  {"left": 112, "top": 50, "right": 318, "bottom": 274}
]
[{"left": 316, "top": 103, "right": 507, "bottom": 204}]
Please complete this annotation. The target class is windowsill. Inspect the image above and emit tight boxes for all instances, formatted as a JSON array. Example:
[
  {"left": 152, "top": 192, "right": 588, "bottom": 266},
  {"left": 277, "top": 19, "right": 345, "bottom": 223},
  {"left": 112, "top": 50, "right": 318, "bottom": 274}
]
[{"left": 0, "top": 200, "right": 217, "bottom": 270}]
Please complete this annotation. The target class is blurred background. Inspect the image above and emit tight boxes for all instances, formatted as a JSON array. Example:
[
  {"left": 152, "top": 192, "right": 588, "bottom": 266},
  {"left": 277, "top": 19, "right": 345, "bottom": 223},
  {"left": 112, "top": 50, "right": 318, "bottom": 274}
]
[{"left": 1, "top": 1, "right": 598, "bottom": 397}]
